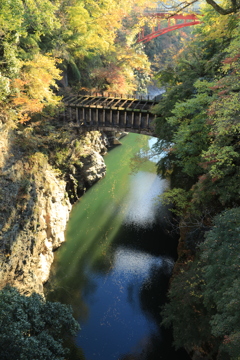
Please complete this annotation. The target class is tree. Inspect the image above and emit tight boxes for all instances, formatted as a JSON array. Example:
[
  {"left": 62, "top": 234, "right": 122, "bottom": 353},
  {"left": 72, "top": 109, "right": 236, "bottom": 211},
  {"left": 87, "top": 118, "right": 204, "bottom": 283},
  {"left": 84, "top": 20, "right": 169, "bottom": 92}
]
[
  {"left": 205, "top": 0, "right": 240, "bottom": 15},
  {"left": 0, "top": 0, "right": 60, "bottom": 61},
  {"left": 153, "top": 5, "right": 240, "bottom": 360},
  {"left": 11, "top": 54, "right": 62, "bottom": 122},
  {"left": 59, "top": 0, "right": 153, "bottom": 90},
  {"left": 161, "top": 208, "right": 240, "bottom": 359},
  {"left": 166, "top": 79, "right": 214, "bottom": 178},
  {"left": 200, "top": 208, "right": 240, "bottom": 359},
  {"left": 161, "top": 256, "right": 218, "bottom": 358},
  {"left": 0, "top": 286, "right": 80, "bottom": 360},
  {"left": 163, "top": 0, "right": 240, "bottom": 15},
  {"left": 152, "top": 32, "right": 226, "bottom": 189},
  {"left": 198, "top": 19, "right": 240, "bottom": 206},
  {"left": 153, "top": 9, "right": 240, "bottom": 209},
  {"left": 90, "top": 45, "right": 151, "bottom": 94},
  {"left": 0, "top": 0, "right": 62, "bottom": 121}
]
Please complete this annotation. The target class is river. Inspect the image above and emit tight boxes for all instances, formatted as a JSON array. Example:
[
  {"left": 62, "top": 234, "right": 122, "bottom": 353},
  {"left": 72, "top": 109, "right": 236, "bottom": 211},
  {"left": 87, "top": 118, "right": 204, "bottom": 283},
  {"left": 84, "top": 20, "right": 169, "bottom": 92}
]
[{"left": 46, "top": 133, "right": 190, "bottom": 360}]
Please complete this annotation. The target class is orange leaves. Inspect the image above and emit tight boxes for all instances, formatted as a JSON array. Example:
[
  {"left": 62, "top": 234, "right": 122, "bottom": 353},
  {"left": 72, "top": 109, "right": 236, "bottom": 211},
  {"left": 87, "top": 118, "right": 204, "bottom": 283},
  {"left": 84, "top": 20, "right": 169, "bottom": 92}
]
[
  {"left": 12, "top": 78, "right": 27, "bottom": 88},
  {"left": 91, "top": 64, "right": 128, "bottom": 94},
  {"left": 13, "top": 96, "right": 44, "bottom": 123},
  {"left": 11, "top": 78, "right": 43, "bottom": 122},
  {"left": 11, "top": 54, "right": 62, "bottom": 123}
]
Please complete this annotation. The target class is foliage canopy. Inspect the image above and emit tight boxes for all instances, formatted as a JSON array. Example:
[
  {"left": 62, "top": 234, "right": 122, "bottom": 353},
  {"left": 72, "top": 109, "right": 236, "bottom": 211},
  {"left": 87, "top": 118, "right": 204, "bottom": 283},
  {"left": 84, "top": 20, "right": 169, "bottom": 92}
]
[
  {"left": 162, "top": 208, "right": 240, "bottom": 359},
  {"left": 155, "top": 4, "right": 240, "bottom": 359},
  {"left": 0, "top": 286, "right": 80, "bottom": 360}
]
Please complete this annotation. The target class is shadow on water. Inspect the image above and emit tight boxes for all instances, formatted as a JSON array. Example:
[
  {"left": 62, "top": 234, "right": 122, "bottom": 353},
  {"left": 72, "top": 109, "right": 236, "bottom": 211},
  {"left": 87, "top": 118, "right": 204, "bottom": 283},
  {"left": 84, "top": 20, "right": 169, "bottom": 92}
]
[
  {"left": 138, "top": 263, "right": 190, "bottom": 360},
  {"left": 108, "top": 215, "right": 190, "bottom": 360},
  {"left": 46, "top": 133, "right": 190, "bottom": 360}
]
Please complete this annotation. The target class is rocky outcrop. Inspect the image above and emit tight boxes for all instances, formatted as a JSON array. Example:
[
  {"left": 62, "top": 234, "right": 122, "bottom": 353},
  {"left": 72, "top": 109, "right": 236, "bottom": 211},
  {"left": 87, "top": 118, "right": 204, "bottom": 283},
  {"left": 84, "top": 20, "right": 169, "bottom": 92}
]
[
  {"left": 0, "top": 128, "right": 109, "bottom": 296},
  {"left": 75, "top": 131, "right": 108, "bottom": 189},
  {"left": 78, "top": 150, "right": 107, "bottom": 186},
  {"left": 104, "top": 130, "right": 128, "bottom": 145},
  {"left": 0, "top": 149, "right": 71, "bottom": 295},
  {"left": 66, "top": 130, "right": 126, "bottom": 199},
  {"left": 65, "top": 131, "right": 108, "bottom": 201}
]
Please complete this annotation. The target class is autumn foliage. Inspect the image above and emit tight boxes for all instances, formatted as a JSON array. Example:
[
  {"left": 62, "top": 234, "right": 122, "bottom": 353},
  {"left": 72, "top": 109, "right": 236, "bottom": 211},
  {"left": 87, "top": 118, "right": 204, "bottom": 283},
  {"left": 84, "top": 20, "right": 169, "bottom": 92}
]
[
  {"left": 11, "top": 55, "right": 62, "bottom": 122},
  {"left": 0, "top": 0, "right": 153, "bottom": 123},
  {"left": 153, "top": 5, "right": 240, "bottom": 359}
]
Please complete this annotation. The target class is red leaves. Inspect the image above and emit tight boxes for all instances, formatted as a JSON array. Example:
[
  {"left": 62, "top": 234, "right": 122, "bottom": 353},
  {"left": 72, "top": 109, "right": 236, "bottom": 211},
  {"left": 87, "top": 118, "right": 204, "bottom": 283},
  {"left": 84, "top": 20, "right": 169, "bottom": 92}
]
[
  {"left": 198, "top": 174, "right": 207, "bottom": 183},
  {"left": 222, "top": 53, "right": 240, "bottom": 64},
  {"left": 91, "top": 64, "right": 127, "bottom": 94},
  {"left": 217, "top": 89, "right": 228, "bottom": 96},
  {"left": 223, "top": 335, "right": 232, "bottom": 344}
]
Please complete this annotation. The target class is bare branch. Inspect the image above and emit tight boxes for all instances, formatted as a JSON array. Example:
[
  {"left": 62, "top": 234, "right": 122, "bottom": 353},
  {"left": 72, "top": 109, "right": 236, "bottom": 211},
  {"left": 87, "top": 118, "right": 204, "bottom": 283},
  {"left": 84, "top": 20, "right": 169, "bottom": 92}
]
[
  {"left": 206, "top": 0, "right": 240, "bottom": 14},
  {"left": 158, "top": 0, "right": 201, "bottom": 19},
  {"left": 158, "top": 0, "right": 240, "bottom": 16}
]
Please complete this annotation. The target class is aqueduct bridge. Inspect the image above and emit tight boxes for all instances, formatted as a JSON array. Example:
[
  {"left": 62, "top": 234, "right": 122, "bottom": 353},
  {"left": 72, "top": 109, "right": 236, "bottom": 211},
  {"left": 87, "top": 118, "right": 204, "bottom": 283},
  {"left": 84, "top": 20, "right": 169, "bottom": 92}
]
[
  {"left": 61, "top": 8, "right": 203, "bottom": 136},
  {"left": 62, "top": 93, "right": 158, "bottom": 136}
]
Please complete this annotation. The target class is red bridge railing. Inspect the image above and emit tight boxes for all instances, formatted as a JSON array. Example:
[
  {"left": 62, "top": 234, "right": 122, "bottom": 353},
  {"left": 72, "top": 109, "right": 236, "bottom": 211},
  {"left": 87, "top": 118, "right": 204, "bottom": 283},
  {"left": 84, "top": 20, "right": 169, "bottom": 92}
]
[{"left": 137, "top": 9, "right": 202, "bottom": 43}]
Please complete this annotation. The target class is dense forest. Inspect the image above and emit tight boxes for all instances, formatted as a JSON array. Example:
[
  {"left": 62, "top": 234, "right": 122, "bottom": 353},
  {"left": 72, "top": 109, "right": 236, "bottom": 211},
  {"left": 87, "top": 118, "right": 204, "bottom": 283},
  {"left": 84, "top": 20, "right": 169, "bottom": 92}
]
[
  {"left": 152, "top": 2, "right": 240, "bottom": 360},
  {"left": 0, "top": 0, "right": 156, "bottom": 126},
  {"left": 0, "top": 0, "right": 240, "bottom": 358},
  {"left": 0, "top": 0, "right": 154, "bottom": 358}
]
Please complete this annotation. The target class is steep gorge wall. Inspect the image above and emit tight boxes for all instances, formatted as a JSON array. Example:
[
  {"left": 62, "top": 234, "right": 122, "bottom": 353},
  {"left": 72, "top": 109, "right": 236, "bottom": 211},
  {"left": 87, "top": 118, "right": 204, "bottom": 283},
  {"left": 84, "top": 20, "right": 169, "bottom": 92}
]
[{"left": 0, "top": 126, "right": 110, "bottom": 296}]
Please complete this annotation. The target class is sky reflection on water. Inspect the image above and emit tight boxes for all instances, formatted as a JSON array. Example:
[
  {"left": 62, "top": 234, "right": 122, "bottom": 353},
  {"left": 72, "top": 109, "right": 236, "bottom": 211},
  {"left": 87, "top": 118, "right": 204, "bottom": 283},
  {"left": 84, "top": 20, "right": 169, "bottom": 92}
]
[
  {"left": 124, "top": 171, "right": 168, "bottom": 227},
  {"left": 47, "top": 134, "right": 189, "bottom": 360},
  {"left": 78, "top": 247, "right": 174, "bottom": 360}
]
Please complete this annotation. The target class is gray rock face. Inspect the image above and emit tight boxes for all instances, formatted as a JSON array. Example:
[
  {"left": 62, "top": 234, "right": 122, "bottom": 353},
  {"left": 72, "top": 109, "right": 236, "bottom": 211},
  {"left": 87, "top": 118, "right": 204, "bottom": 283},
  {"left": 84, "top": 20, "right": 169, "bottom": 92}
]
[
  {"left": 0, "top": 129, "right": 109, "bottom": 295},
  {"left": 81, "top": 150, "right": 106, "bottom": 186},
  {"left": 66, "top": 131, "right": 108, "bottom": 200},
  {"left": 0, "top": 156, "right": 71, "bottom": 295}
]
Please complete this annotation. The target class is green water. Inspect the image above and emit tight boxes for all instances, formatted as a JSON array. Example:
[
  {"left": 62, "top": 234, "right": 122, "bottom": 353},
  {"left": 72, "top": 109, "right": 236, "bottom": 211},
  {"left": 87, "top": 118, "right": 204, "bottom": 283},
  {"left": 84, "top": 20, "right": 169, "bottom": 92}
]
[{"left": 46, "top": 133, "right": 190, "bottom": 360}]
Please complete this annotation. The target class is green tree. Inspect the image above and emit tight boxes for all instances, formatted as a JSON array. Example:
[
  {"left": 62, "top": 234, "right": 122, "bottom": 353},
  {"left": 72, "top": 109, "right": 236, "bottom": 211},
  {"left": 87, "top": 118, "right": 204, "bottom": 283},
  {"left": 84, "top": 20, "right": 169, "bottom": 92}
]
[
  {"left": 151, "top": 5, "right": 240, "bottom": 360},
  {"left": 200, "top": 208, "right": 240, "bottom": 359},
  {"left": 198, "top": 20, "right": 240, "bottom": 206},
  {"left": 167, "top": 79, "right": 214, "bottom": 178},
  {"left": 0, "top": 286, "right": 80, "bottom": 360},
  {"left": 162, "top": 208, "right": 240, "bottom": 359},
  {"left": 161, "top": 257, "right": 218, "bottom": 358},
  {"left": 153, "top": 9, "right": 240, "bottom": 210}
]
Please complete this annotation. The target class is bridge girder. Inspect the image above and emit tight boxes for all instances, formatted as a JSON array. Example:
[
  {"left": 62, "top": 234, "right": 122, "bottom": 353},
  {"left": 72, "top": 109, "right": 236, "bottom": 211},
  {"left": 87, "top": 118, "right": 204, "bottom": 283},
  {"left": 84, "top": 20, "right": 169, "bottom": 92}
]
[{"left": 62, "top": 94, "right": 158, "bottom": 137}]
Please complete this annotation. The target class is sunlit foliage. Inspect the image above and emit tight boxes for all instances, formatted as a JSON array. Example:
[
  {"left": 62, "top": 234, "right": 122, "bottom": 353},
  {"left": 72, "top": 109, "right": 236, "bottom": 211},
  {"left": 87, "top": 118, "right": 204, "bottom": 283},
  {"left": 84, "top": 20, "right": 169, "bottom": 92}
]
[
  {"left": 0, "top": 0, "right": 155, "bottom": 121},
  {"left": 153, "top": 6, "right": 240, "bottom": 214},
  {"left": 155, "top": 4, "right": 240, "bottom": 359},
  {"left": 11, "top": 54, "right": 62, "bottom": 122}
]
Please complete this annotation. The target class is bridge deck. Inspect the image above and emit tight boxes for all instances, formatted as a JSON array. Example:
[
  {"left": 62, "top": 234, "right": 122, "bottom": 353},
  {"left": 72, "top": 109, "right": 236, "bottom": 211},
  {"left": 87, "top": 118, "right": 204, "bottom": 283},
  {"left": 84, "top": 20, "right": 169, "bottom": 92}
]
[{"left": 64, "top": 94, "right": 156, "bottom": 112}]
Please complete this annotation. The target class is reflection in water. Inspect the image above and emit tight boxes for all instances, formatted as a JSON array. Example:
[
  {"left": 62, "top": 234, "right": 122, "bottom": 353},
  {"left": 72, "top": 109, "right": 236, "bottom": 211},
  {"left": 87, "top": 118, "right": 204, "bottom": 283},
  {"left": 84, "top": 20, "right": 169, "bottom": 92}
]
[
  {"left": 113, "top": 248, "right": 174, "bottom": 278},
  {"left": 79, "top": 248, "right": 174, "bottom": 360},
  {"left": 46, "top": 134, "right": 190, "bottom": 360},
  {"left": 124, "top": 172, "right": 168, "bottom": 227}
]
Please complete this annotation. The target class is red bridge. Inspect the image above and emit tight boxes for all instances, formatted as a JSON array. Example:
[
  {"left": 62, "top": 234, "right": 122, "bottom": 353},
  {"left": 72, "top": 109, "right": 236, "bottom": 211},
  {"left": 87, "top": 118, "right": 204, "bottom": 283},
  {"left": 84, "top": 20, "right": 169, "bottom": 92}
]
[{"left": 137, "top": 8, "right": 202, "bottom": 43}]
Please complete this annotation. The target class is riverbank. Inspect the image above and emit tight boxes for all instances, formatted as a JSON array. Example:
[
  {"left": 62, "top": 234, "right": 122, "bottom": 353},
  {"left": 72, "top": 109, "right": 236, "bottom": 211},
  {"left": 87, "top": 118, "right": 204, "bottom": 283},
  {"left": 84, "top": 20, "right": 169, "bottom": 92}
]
[{"left": 0, "top": 116, "right": 125, "bottom": 296}]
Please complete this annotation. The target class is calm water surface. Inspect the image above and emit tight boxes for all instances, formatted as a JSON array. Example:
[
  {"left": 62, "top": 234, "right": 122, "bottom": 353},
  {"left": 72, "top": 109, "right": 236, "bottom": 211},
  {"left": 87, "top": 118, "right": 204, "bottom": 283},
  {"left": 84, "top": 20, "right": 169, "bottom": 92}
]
[{"left": 46, "top": 133, "right": 190, "bottom": 360}]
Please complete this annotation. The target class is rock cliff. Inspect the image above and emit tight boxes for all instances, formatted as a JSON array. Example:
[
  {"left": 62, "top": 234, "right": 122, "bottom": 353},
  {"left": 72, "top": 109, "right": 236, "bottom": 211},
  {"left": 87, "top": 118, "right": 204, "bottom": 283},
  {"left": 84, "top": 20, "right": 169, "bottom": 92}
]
[{"left": 0, "top": 126, "right": 108, "bottom": 296}]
